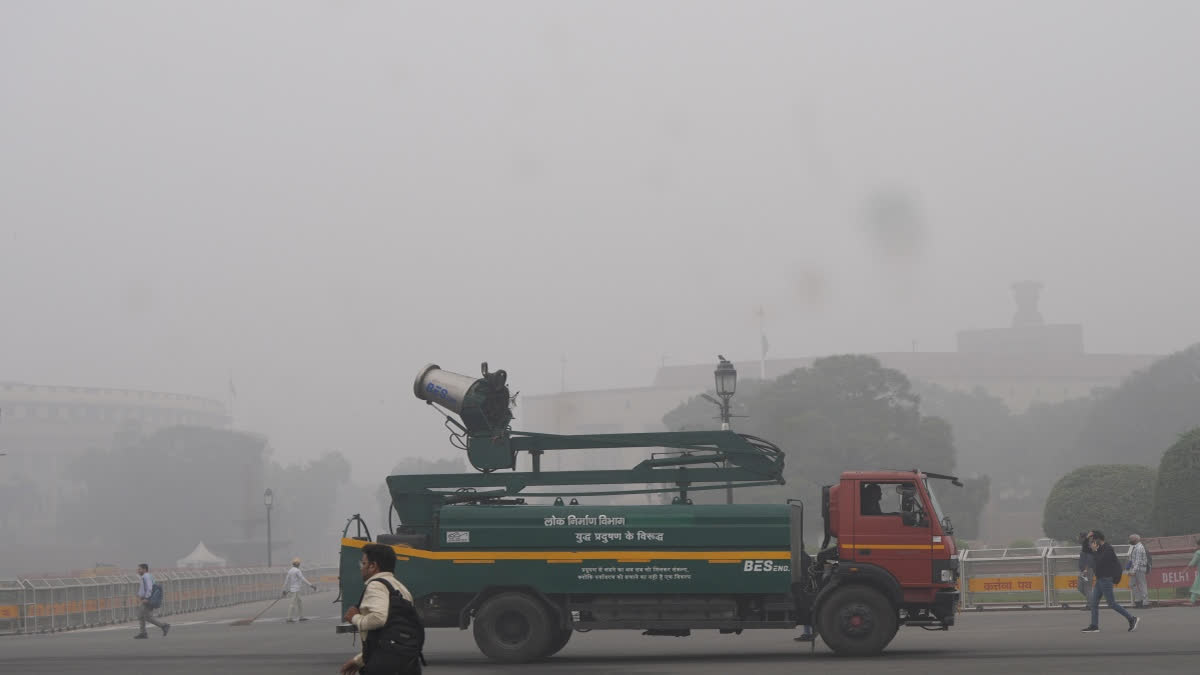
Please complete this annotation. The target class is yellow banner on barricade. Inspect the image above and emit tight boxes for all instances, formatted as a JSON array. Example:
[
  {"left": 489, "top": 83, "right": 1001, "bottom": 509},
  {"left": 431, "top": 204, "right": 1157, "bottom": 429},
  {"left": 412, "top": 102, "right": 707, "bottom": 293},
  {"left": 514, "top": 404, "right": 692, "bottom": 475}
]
[
  {"left": 966, "top": 576, "right": 1044, "bottom": 592},
  {"left": 0, "top": 605, "right": 18, "bottom": 619},
  {"left": 1052, "top": 574, "right": 1129, "bottom": 590}
]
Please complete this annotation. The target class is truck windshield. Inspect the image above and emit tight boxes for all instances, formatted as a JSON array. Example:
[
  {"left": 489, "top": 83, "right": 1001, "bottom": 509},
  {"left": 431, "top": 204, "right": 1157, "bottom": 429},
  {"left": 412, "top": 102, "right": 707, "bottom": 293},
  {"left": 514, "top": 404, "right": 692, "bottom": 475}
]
[{"left": 924, "top": 478, "right": 948, "bottom": 527}]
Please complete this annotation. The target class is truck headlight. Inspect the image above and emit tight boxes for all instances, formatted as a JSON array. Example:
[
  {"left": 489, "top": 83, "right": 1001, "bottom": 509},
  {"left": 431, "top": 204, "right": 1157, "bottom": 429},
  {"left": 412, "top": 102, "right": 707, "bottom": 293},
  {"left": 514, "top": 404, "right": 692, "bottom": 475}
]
[{"left": 940, "top": 569, "right": 954, "bottom": 582}]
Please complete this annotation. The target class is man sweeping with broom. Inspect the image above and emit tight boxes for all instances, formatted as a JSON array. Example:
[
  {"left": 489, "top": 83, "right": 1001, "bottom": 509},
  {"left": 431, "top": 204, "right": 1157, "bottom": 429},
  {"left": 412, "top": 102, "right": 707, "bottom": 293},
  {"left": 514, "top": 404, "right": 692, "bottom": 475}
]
[{"left": 282, "top": 557, "right": 318, "bottom": 623}]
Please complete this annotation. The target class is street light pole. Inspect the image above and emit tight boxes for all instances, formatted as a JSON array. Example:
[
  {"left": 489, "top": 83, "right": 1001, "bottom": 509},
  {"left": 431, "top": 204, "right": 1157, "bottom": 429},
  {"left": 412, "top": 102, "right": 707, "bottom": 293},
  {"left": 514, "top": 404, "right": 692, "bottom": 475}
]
[
  {"left": 714, "top": 356, "right": 738, "bottom": 505},
  {"left": 264, "top": 488, "right": 273, "bottom": 567}
]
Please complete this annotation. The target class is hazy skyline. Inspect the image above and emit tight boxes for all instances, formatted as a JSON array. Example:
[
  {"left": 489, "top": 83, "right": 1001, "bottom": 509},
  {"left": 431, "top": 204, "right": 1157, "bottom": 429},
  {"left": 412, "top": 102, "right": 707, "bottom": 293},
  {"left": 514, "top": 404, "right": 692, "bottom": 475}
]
[{"left": 3, "top": 1, "right": 1199, "bottom": 481}]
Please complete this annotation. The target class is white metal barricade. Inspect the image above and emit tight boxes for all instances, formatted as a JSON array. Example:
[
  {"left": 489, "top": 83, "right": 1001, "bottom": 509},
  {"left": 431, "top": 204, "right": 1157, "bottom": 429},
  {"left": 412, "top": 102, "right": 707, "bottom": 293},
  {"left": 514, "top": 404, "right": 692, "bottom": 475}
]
[
  {"left": 960, "top": 547, "right": 1049, "bottom": 609},
  {"left": 1, "top": 566, "right": 334, "bottom": 635},
  {"left": 1045, "top": 544, "right": 1132, "bottom": 608}
]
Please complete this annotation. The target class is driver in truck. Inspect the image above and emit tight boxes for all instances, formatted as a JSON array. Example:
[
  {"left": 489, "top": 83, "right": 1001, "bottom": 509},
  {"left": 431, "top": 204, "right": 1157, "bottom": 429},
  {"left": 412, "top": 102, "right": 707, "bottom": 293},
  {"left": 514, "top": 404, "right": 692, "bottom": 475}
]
[{"left": 861, "top": 483, "right": 883, "bottom": 515}]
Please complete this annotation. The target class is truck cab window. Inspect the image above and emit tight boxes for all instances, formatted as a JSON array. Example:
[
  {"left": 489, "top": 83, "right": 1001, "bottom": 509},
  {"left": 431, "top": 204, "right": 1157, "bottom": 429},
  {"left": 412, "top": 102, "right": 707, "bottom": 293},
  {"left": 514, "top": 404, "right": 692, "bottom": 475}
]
[
  {"left": 861, "top": 483, "right": 884, "bottom": 515},
  {"left": 862, "top": 482, "right": 927, "bottom": 526}
]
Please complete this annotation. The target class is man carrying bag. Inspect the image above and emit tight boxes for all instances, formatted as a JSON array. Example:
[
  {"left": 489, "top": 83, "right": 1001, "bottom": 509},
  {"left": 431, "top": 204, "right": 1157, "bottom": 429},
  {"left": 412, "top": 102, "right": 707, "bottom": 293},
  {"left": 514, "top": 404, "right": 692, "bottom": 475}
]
[
  {"left": 340, "top": 544, "right": 425, "bottom": 674},
  {"left": 1081, "top": 530, "right": 1140, "bottom": 634}
]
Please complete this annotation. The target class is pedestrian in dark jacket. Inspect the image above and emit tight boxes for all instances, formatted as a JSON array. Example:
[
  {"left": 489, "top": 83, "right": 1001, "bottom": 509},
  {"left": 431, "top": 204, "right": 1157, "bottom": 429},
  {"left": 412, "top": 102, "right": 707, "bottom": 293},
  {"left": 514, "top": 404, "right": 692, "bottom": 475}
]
[
  {"left": 1077, "top": 531, "right": 1095, "bottom": 605},
  {"left": 1082, "top": 530, "right": 1139, "bottom": 633}
]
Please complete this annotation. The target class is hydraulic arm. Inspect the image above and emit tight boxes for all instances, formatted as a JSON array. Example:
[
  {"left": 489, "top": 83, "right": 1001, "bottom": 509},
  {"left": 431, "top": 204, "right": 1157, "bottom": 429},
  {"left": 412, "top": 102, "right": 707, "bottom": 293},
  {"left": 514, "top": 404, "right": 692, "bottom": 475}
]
[{"left": 394, "top": 363, "right": 786, "bottom": 529}]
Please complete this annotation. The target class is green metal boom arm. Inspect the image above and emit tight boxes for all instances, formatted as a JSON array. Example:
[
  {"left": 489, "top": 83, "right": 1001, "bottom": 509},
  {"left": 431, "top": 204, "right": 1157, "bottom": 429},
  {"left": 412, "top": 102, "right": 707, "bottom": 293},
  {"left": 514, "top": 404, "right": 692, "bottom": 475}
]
[{"left": 387, "top": 428, "right": 786, "bottom": 531}]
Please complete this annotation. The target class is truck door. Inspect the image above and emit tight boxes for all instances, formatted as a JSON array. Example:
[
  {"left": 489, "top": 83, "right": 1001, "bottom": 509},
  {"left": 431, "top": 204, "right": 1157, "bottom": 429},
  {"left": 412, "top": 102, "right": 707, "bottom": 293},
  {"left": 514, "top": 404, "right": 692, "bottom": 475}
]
[{"left": 850, "top": 480, "right": 932, "bottom": 590}]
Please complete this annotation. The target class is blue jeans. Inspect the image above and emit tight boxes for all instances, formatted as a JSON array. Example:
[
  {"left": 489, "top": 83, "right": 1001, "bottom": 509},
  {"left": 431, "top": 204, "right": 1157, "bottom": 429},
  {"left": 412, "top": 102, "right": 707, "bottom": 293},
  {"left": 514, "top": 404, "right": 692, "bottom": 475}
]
[{"left": 1090, "top": 577, "right": 1133, "bottom": 626}]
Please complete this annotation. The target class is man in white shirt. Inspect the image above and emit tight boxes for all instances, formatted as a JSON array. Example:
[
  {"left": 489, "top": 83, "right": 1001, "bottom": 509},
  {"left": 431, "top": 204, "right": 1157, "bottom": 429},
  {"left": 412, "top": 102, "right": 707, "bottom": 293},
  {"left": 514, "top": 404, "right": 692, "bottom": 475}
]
[
  {"left": 282, "top": 557, "right": 317, "bottom": 623},
  {"left": 340, "top": 544, "right": 416, "bottom": 675},
  {"left": 1127, "top": 534, "right": 1149, "bottom": 608},
  {"left": 134, "top": 563, "right": 169, "bottom": 639}
]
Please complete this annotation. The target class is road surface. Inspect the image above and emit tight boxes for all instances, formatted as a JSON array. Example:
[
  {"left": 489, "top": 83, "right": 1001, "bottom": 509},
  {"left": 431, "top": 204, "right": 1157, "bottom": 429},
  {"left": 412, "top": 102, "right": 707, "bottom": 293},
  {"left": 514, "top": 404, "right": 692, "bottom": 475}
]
[{"left": 3, "top": 591, "right": 1198, "bottom": 674}]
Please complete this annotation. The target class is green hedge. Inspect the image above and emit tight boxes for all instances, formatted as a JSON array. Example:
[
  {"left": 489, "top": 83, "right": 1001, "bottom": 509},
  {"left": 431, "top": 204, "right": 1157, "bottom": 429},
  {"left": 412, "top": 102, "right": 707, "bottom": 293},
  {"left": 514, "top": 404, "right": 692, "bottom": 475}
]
[
  {"left": 1152, "top": 428, "right": 1200, "bottom": 536},
  {"left": 1042, "top": 464, "right": 1156, "bottom": 540}
]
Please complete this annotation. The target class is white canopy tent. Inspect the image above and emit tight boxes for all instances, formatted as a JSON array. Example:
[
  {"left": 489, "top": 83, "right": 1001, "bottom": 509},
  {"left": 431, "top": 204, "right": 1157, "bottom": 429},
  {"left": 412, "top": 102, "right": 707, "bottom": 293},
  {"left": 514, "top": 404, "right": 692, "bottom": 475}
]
[{"left": 176, "top": 541, "right": 227, "bottom": 569}]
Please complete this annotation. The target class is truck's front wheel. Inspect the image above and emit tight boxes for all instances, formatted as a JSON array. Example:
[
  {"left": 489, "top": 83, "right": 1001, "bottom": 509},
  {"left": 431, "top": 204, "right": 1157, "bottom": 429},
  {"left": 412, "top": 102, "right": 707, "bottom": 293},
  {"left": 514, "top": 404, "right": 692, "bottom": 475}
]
[
  {"left": 817, "top": 586, "right": 897, "bottom": 657},
  {"left": 472, "top": 592, "right": 554, "bottom": 663}
]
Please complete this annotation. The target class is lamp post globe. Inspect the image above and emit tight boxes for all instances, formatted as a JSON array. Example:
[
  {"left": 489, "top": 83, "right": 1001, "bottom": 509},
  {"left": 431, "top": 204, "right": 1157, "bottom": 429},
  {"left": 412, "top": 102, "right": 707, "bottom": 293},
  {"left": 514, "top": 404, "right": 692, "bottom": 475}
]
[{"left": 715, "top": 356, "right": 737, "bottom": 398}]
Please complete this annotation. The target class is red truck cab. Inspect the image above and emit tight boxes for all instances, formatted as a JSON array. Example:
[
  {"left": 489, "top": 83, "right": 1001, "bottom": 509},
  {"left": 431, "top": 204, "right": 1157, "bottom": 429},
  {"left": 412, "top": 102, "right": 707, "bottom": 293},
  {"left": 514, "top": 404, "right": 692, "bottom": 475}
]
[{"left": 795, "top": 470, "right": 960, "bottom": 654}]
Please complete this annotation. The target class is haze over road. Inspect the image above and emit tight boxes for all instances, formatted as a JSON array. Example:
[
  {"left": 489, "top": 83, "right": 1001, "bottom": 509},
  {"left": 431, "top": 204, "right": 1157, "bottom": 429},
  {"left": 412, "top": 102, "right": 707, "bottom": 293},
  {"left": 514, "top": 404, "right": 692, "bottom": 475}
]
[{"left": 3, "top": 592, "right": 1198, "bottom": 674}]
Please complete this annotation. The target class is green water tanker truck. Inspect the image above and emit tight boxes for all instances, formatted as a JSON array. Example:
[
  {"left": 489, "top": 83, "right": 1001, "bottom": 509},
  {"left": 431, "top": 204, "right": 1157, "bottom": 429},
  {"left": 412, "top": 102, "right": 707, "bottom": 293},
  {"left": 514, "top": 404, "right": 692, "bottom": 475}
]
[{"left": 337, "top": 362, "right": 962, "bottom": 661}]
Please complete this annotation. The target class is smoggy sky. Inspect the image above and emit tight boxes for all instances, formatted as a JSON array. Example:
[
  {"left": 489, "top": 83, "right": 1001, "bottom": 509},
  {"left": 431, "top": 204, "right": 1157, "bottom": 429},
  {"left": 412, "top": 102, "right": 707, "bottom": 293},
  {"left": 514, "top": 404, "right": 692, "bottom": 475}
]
[{"left": 3, "top": 1, "right": 1198, "bottom": 480}]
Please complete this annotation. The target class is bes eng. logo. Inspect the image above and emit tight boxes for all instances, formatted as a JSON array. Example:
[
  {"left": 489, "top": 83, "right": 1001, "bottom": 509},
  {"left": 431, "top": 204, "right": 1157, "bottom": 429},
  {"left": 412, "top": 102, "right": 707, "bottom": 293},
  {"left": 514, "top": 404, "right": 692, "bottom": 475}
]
[{"left": 742, "top": 560, "right": 788, "bottom": 572}]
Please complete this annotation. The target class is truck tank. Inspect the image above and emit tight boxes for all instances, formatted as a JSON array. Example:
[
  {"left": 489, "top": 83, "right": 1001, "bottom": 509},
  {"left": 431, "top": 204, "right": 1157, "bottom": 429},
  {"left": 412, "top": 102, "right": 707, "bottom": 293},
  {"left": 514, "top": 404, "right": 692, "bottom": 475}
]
[{"left": 399, "top": 503, "right": 793, "bottom": 596}]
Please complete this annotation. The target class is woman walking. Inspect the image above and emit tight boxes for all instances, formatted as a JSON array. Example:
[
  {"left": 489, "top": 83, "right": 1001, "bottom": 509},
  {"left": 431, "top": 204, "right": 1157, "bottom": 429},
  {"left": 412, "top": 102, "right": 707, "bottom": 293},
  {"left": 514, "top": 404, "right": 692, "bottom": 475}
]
[{"left": 1189, "top": 537, "right": 1200, "bottom": 605}]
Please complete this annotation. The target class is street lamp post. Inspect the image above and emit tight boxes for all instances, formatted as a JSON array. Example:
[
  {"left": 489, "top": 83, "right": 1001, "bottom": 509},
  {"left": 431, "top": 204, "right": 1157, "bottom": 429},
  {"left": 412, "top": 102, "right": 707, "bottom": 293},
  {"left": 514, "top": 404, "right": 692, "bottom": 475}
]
[
  {"left": 264, "top": 488, "right": 273, "bottom": 567},
  {"left": 714, "top": 356, "right": 738, "bottom": 505}
]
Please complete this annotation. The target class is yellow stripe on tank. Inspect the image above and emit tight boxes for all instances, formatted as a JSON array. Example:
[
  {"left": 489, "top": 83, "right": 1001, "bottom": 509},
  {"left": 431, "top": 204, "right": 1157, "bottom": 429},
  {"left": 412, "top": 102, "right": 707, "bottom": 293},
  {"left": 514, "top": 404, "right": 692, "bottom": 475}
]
[
  {"left": 341, "top": 538, "right": 789, "bottom": 561},
  {"left": 843, "top": 544, "right": 940, "bottom": 550}
]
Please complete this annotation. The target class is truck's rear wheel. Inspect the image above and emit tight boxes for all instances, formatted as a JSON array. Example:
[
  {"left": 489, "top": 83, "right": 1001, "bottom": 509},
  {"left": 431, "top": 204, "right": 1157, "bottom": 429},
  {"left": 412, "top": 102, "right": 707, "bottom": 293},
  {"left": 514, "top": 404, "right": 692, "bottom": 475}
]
[
  {"left": 472, "top": 592, "right": 554, "bottom": 663},
  {"left": 817, "top": 586, "right": 897, "bottom": 657},
  {"left": 543, "top": 626, "right": 573, "bottom": 657}
]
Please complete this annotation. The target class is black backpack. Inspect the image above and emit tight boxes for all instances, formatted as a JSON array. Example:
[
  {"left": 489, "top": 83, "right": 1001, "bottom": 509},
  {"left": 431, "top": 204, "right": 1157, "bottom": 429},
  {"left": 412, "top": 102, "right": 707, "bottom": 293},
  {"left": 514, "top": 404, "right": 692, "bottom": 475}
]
[
  {"left": 148, "top": 583, "right": 164, "bottom": 609},
  {"left": 360, "top": 578, "right": 425, "bottom": 674},
  {"left": 1145, "top": 548, "right": 1153, "bottom": 572}
]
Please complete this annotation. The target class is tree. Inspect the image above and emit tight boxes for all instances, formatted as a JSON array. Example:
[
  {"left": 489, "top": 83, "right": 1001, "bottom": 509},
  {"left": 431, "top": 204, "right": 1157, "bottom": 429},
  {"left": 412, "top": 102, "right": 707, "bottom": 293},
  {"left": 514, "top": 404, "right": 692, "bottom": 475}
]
[
  {"left": 1013, "top": 396, "right": 1096, "bottom": 505},
  {"left": 936, "top": 475, "right": 990, "bottom": 540},
  {"left": 1151, "top": 428, "right": 1200, "bottom": 536},
  {"left": 911, "top": 383, "right": 1015, "bottom": 513},
  {"left": 914, "top": 381, "right": 1095, "bottom": 513},
  {"left": 912, "top": 383, "right": 1013, "bottom": 471},
  {"left": 662, "top": 355, "right": 983, "bottom": 534},
  {"left": 60, "top": 426, "right": 270, "bottom": 566},
  {"left": 266, "top": 451, "right": 353, "bottom": 563},
  {"left": 1074, "top": 343, "right": 1200, "bottom": 467},
  {"left": 1042, "top": 464, "right": 1156, "bottom": 541}
]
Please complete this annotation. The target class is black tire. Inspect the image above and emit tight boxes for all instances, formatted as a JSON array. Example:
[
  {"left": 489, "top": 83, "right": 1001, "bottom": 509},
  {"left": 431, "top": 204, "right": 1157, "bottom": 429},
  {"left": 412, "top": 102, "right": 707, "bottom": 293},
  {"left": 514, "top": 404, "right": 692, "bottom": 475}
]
[
  {"left": 817, "top": 585, "right": 897, "bottom": 657},
  {"left": 472, "top": 592, "right": 554, "bottom": 663},
  {"left": 543, "top": 625, "right": 573, "bottom": 657}
]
